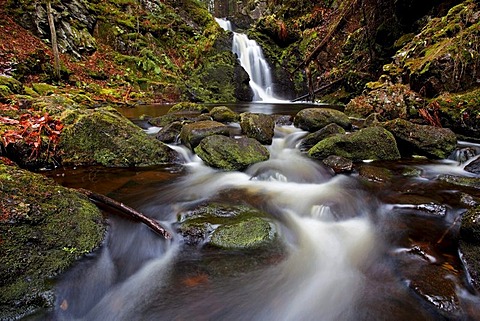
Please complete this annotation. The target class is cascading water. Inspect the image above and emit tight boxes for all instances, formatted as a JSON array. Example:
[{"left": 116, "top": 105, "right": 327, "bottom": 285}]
[
  {"left": 216, "top": 18, "right": 281, "bottom": 102},
  {"left": 38, "top": 109, "right": 480, "bottom": 320}
]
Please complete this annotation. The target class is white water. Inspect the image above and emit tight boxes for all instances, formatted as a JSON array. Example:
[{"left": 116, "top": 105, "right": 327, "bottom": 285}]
[{"left": 216, "top": 18, "right": 284, "bottom": 102}]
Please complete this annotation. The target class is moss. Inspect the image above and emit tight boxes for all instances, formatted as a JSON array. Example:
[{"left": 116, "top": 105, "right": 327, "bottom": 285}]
[
  {"left": 32, "top": 83, "right": 57, "bottom": 96},
  {"left": 438, "top": 174, "right": 480, "bottom": 189},
  {"left": 59, "top": 107, "right": 176, "bottom": 167},
  {"left": 0, "top": 164, "right": 106, "bottom": 319},
  {"left": 0, "top": 76, "right": 24, "bottom": 94},
  {"left": 0, "top": 85, "right": 13, "bottom": 99}
]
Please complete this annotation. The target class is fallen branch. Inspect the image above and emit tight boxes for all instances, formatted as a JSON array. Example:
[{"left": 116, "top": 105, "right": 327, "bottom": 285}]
[
  {"left": 291, "top": 78, "right": 343, "bottom": 102},
  {"left": 78, "top": 188, "right": 172, "bottom": 239}
]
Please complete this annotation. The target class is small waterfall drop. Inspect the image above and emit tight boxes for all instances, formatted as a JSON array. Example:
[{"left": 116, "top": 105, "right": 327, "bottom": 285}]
[{"left": 216, "top": 18, "right": 282, "bottom": 102}]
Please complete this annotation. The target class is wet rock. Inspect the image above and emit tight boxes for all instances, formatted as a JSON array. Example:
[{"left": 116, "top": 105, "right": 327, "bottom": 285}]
[
  {"left": 308, "top": 127, "right": 401, "bottom": 162},
  {"left": 0, "top": 164, "right": 106, "bottom": 319},
  {"left": 293, "top": 108, "right": 351, "bottom": 132},
  {"left": 194, "top": 135, "right": 269, "bottom": 171},
  {"left": 273, "top": 115, "right": 294, "bottom": 126},
  {"left": 209, "top": 106, "right": 239, "bottom": 123},
  {"left": 460, "top": 206, "right": 480, "bottom": 244},
  {"left": 299, "top": 123, "right": 346, "bottom": 151},
  {"left": 322, "top": 155, "right": 353, "bottom": 174},
  {"left": 465, "top": 157, "right": 480, "bottom": 174},
  {"left": 176, "top": 202, "right": 276, "bottom": 249},
  {"left": 438, "top": 174, "right": 480, "bottom": 189},
  {"left": 358, "top": 165, "right": 393, "bottom": 183},
  {"left": 384, "top": 118, "right": 457, "bottom": 159},
  {"left": 155, "top": 121, "right": 183, "bottom": 144},
  {"left": 450, "top": 147, "right": 477, "bottom": 164},
  {"left": 345, "top": 83, "right": 423, "bottom": 119},
  {"left": 459, "top": 241, "right": 480, "bottom": 292},
  {"left": 180, "top": 120, "right": 230, "bottom": 150},
  {"left": 240, "top": 112, "right": 275, "bottom": 145},
  {"left": 59, "top": 107, "right": 177, "bottom": 167}
]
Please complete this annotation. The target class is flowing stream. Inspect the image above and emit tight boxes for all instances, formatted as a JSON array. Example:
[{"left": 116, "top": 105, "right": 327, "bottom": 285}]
[
  {"left": 215, "top": 18, "right": 282, "bottom": 102},
  {"left": 34, "top": 103, "right": 480, "bottom": 321}
]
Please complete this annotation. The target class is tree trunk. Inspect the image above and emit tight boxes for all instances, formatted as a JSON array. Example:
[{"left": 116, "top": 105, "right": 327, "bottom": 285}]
[{"left": 46, "top": 1, "right": 61, "bottom": 80}]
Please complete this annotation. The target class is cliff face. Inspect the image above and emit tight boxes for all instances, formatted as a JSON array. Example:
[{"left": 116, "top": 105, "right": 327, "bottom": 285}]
[{"left": 1, "top": 0, "right": 251, "bottom": 103}]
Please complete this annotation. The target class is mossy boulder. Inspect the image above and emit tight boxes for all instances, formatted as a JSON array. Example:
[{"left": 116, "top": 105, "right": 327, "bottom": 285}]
[
  {"left": 294, "top": 108, "right": 351, "bottom": 132},
  {"left": 0, "top": 164, "right": 106, "bottom": 319},
  {"left": 209, "top": 106, "right": 240, "bottom": 123},
  {"left": 0, "top": 75, "right": 24, "bottom": 95},
  {"left": 308, "top": 127, "right": 401, "bottom": 162},
  {"left": 299, "top": 123, "right": 346, "bottom": 151},
  {"left": 430, "top": 89, "right": 480, "bottom": 140},
  {"left": 240, "top": 112, "right": 275, "bottom": 145},
  {"left": 167, "top": 102, "right": 209, "bottom": 114},
  {"left": 345, "top": 83, "right": 423, "bottom": 120},
  {"left": 180, "top": 120, "right": 230, "bottom": 150},
  {"left": 194, "top": 135, "right": 270, "bottom": 171},
  {"left": 59, "top": 107, "right": 177, "bottom": 167},
  {"left": 32, "top": 83, "right": 57, "bottom": 96},
  {"left": 383, "top": 118, "right": 457, "bottom": 159},
  {"left": 177, "top": 202, "right": 276, "bottom": 250}
]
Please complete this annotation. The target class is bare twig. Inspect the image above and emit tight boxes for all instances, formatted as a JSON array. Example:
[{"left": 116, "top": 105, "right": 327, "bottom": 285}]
[{"left": 78, "top": 188, "right": 172, "bottom": 239}]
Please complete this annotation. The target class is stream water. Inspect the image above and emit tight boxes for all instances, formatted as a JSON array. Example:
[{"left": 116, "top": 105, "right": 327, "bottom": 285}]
[{"left": 30, "top": 103, "right": 480, "bottom": 321}]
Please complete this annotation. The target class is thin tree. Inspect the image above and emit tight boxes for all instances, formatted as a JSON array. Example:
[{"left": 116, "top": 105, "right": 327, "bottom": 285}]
[{"left": 46, "top": 0, "right": 61, "bottom": 80}]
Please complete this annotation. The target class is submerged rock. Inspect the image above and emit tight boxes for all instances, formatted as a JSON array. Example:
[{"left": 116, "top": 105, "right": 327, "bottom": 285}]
[
  {"left": 384, "top": 118, "right": 457, "bottom": 159},
  {"left": 308, "top": 127, "right": 401, "bottom": 162},
  {"left": 438, "top": 175, "right": 480, "bottom": 189},
  {"left": 59, "top": 107, "right": 177, "bottom": 167},
  {"left": 0, "top": 164, "right": 106, "bottom": 319},
  {"left": 240, "top": 112, "right": 275, "bottom": 145},
  {"left": 294, "top": 108, "right": 351, "bottom": 132},
  {"left": 180, "top": 120, "right": 230, "bottom": 150},
  {"left": 194, "top": 135, "right": 270, "bottom": 171}
]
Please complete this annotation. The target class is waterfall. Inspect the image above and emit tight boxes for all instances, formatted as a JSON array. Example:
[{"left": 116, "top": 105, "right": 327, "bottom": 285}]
[{"left": 215, "top": 18, "right": 281, "bottom": 102}]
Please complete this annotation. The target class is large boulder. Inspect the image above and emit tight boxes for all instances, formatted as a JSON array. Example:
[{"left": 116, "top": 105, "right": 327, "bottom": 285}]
[
  {"left": 155, "top": 121, "right": 183, "bottom": 144},
  {"left": 240, "top": 112, "right": 275, "bottom": 145},
  {"left": 0, "top": 163, "right": 105, "bottom": 319},
  {"left": 194, "top": 135, "right": 270, "bottom": 171},
  {"left": 294, "top": 108, "right": 351, "bottom": 132},
  {"left": 59, "top": 107, "right": 177, "bottom": 166},
  {"left": 308, "top": 127, "right": 401, "bottom": 162},
  {"left": 461, "top": 206, "right": 480, "bottom": 244},
  {"left": 465, "top": 158, "right": 480, "bottom": 174},
  {"left": 180, "top": 120, "right": 230, "bottom": 150},
  {"left": 383, "top": 118, "right": 457, "bottom": 159}
]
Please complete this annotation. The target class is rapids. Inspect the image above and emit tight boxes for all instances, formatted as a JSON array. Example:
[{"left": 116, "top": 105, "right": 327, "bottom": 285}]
[{"left": 35, "top": 109, "right": 480, "bottom": 320}]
